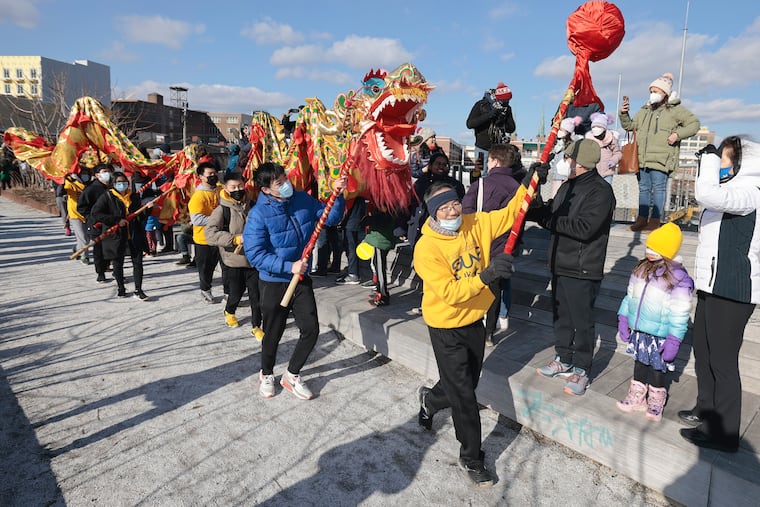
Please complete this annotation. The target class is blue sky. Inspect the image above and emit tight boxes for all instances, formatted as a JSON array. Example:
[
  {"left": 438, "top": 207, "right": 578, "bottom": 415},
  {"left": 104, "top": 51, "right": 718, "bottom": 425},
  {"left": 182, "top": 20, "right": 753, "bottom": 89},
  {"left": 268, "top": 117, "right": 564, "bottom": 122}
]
[{"left": 1, "top": 0, "right": 758, "bottom": 145}]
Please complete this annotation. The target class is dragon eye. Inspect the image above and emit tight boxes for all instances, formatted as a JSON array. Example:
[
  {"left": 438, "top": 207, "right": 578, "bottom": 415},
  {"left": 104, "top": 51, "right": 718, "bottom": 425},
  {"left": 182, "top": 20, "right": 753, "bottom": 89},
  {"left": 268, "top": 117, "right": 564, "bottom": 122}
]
[{"left": 371, "top": 86, "right": 381, "bottom": 94}]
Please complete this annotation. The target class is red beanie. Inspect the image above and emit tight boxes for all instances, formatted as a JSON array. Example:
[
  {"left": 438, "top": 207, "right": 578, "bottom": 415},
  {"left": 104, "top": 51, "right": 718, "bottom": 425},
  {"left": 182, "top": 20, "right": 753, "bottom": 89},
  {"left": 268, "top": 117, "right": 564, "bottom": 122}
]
[{"left": 494, "top": 82, "right": 512, "bottom": 101}]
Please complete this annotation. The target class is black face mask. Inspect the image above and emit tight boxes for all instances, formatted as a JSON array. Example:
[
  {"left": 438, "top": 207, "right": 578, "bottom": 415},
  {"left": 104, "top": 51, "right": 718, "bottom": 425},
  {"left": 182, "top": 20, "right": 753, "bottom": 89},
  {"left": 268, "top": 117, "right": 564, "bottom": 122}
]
[
  {"left": 205, "top": 175, "right": 218, "bottom": 186},
  {"left": 229, "top": 189, "right": 246, "bottom": 201}
]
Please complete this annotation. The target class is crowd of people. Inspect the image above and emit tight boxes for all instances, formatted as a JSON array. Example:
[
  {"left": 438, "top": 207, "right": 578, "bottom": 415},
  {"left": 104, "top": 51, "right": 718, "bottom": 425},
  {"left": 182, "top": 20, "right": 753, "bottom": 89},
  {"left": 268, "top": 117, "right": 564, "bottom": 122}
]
[{"left": 12, "top": 72, "right": 759, "bottom": 487}]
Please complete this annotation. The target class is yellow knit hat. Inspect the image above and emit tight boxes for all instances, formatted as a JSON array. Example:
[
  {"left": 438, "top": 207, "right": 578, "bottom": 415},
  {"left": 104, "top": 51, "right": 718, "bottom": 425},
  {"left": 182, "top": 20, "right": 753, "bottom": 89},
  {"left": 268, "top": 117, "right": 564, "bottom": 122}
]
[{"left": 646, "top": 222, "right": 682, "bottom": 259}]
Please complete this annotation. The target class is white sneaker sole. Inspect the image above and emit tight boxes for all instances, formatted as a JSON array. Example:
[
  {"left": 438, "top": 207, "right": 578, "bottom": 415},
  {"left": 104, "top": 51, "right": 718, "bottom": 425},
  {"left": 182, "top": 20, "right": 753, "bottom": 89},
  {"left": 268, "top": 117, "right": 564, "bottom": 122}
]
[{"left": 280, "top": 378, "right": 312, "bottom": 400}]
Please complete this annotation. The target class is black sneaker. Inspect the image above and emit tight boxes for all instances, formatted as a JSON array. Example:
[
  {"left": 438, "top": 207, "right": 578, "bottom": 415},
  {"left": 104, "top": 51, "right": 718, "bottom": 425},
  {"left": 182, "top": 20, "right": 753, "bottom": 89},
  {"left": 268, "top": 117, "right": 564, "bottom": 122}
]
[
  {"left": 679, "top": 427, "right": 738, "bottom": 453},
  {"left": 97, "top": 274, "right": 112, "bottom": 284},
  {"left": 458, "top": 458, "right": 494, "bottom": 487},
  {"left": 117, "top": 289, "right": 128, "bottom": 298},
  {"left": 310, "top": 269, "right": 327, "bottom": 277},
  {"left": 186, "top": 259, "right": 196, "bottom": 268},
  {"left": 175, "top": 255, "right": 191, "bottom": 266},
  {"left": 133, "top": 290, "right": 149, "bottom": 301},
  {"left": 417, "top": 386, "right": 433, "bottom": 430},
  {"left": 336, "top": 274, "right": 360, "bottom": 285}
]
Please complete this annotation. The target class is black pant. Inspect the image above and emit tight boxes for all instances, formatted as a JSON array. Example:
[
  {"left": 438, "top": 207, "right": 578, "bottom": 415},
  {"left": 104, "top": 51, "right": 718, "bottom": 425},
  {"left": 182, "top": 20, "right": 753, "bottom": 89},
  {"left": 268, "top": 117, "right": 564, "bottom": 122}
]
[
  {"left": 90, "top": 232, "right": 106, "bottom": 277},
  {"left": 552, "top": 275, "right": 601, "bottom": 371},
  {"left": 692, "top": 291, "right": 755, "bottom": 445},
  {"left": 258, "top": 277, "right": 319, "bottom": 376},
  {"left": 194, "top": 244, "right": 219, "bottom": 292},
  {"left": 225, "top": 265, "right": 261, "bottom": 327},
  {"left": 633, "top": 360, "right": 665, "bottom": 388},
  {"left": 112, "top": 241, "right": 144, "bottom": 292},
  {"left": 425, "top": 320, "right": 485, "bottom": 461},
  {"left": 371, "top": 247, "right": 389, "bottom": 297}
]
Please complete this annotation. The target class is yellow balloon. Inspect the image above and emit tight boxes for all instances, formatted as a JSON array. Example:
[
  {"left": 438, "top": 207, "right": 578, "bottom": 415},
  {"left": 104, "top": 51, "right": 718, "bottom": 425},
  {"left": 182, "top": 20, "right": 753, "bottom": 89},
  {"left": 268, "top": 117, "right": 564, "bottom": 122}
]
[{"left": 356, "top": 242, "right": 374, "bottom": 261}]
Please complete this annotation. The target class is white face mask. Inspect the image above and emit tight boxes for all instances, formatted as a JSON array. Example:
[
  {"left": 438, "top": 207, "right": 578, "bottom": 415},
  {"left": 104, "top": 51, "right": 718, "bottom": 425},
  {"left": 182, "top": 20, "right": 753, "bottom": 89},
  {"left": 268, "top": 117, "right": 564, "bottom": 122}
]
[
  {"left": 649, "top": 92, "right": 665, "bottom": 105},
  {"left": 439, "top": 216, "right": 462, "bottom": 232},
  {"left": 591, "top": 127, "right": 605, "bottom": 137},
  {"left": 557, "top": 130, "right": 568, "bottom": 139}
]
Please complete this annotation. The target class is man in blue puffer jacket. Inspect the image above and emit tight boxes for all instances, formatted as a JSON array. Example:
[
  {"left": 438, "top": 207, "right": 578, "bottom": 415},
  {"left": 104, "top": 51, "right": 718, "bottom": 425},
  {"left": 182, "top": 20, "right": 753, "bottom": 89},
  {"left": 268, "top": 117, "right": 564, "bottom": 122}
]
[{"left": 244, "top": 162, "right": 346, "bottom": 400}]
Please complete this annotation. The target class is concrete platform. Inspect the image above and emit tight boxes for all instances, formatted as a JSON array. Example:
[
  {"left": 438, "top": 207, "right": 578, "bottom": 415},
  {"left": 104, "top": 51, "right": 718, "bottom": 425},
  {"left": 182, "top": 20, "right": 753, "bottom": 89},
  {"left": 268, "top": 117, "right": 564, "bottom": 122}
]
[{"left": 313, "top": 224, "right": 760, "bottom": 507}]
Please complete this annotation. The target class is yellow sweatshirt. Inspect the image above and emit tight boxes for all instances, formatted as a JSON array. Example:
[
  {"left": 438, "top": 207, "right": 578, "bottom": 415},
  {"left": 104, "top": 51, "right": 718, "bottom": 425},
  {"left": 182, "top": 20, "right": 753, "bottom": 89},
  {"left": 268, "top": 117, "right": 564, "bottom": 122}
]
[
  {"left": 188, "top": 187, "right": 219, "bottom": 245},
  {"left": 413, "top": 185, "right": 527, "bottom": 329},
  {"left": 63, "top": 177, "right": 86, "bottom": 222}
]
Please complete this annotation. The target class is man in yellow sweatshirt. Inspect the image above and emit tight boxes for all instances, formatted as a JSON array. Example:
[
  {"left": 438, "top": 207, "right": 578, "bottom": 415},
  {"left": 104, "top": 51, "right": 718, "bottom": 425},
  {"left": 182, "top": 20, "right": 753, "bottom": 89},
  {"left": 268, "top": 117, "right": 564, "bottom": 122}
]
[
  {"left": 413, "top": 161, "right": 544, "bottom": 487},
  {"left": 188, "top": 160, "right": 220, "bottom": 303}
]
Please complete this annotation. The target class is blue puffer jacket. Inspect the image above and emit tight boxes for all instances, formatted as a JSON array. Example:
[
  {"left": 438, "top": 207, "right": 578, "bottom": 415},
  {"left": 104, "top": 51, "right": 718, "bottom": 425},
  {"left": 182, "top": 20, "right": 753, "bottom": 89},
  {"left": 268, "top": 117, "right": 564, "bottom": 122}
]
[
  {"left": 243, "top": 190, "right": 345, "bottom": 282},
  {"left": 617, "top": 261, "right": 694, "bottom": 340}
]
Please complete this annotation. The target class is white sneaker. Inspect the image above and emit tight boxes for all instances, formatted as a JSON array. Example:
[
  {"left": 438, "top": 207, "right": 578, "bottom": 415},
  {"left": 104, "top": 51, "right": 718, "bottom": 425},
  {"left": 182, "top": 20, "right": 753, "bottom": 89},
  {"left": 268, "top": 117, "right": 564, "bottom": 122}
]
[
  {"left": 259, "top": 371, "right": 275, "bottom": 398},
  {"left": 280, "top": 370, "right": 313, "bottom": 400},
  {"left": 499, "top": 317, "right": 509, "bottom": 330},
  {"left": 201, "top": 289, "right": 214, "bottom": 304}
]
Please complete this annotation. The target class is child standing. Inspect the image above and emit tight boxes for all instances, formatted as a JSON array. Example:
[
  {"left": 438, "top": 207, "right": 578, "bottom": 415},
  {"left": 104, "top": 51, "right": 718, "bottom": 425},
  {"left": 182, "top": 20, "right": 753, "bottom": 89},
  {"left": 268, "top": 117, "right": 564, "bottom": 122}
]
[
  {"left": 144, "top": 212, "right": 160, "bottom": 256},
  {"left": 616, "top": 223, "right": 694, "bottom": 421}
]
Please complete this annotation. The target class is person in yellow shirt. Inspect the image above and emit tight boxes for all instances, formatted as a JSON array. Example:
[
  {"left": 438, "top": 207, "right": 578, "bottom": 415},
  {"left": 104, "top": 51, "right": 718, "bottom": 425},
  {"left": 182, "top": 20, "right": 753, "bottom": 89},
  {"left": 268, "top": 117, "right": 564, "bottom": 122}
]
[
  {"left": 188, "top": 160, "right": 220, "bottom": 303},
  {"left": 63, "top": 166, "right": 94, "bottom": 264},
  {"left": 413, "top": 161, "right": 546, "bottom": 487}
]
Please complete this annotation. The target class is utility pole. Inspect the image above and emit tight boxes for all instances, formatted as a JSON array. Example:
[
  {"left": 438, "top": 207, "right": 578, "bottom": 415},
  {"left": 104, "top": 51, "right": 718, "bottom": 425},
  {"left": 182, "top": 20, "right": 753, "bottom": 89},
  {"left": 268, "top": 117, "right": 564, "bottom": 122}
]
[
  {"left": 615, "top": 73, "right": 622, "bottom": 131},
  {"left": 169, "top": 85, "right": 189, "bottom": 148}
]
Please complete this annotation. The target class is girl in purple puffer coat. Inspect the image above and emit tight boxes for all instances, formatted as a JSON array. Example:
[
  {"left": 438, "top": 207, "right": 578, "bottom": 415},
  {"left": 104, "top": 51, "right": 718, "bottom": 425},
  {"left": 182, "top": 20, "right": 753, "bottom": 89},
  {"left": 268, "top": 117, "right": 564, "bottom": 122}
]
[{"left": 616, "top": 222, "right": 694, "bottom": 421}]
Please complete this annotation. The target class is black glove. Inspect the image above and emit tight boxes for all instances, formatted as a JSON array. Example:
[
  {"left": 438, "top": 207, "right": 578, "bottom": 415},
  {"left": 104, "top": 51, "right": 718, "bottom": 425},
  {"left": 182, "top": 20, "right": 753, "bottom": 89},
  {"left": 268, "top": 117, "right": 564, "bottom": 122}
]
[
  {"left": 696, "top": 144, "right": 720, "bottom": 159},
  {"left": 522, "top": 160, "right": 550, "bottom": 187},
  {"left": 479, "top": 254, "right": 514, "bottom": 285}
]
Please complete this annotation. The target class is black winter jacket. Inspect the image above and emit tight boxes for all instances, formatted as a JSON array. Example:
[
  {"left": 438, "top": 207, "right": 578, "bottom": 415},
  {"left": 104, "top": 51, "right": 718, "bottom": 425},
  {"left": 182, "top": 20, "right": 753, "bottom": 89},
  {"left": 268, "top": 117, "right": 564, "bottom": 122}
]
[
  {"left": 536, "top": 170, "right": 615, "bottom": 280},
  {"left": 466, "top": 98, "right": 516, "bottom": 151},
  {"left": 91, "top": 191, "right": 145, "bottom": 260},
  {"left": 76, "top": 180, "right": 110, "bottom": 235}
]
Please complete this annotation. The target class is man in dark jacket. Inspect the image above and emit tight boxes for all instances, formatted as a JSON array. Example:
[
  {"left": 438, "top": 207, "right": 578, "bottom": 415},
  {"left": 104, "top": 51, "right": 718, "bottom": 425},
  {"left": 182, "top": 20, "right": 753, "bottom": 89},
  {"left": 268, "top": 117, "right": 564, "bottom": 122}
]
[
  {"left": 466, "top": 82, "right": 516, "bottom": 176},
  {"left": 533, "top": 139, "right": 616, "bottom": 396},
  {"left": 462, "top": 143, "right": 524, "bottom": 345},
  {"left": 77, "top": 163, "right": 115, "bottom": 283}
]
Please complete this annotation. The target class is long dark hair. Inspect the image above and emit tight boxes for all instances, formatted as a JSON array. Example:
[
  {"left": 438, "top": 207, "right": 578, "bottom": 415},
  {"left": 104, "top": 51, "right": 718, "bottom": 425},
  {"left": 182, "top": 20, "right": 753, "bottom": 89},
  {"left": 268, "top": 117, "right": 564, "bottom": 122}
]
[{"left": 632, "top": 257, "right": 680, "bottom": 290}]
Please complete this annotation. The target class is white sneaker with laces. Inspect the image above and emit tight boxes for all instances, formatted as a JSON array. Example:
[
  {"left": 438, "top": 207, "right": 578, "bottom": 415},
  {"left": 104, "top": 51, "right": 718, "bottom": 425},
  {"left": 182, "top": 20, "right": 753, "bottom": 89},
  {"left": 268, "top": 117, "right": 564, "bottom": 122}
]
[
  {"left": 499, "top": 317, "right": 509, "bottom": 330},
  {"left": 280, "top": 370, "right": 313, "bottom": 400},
  {"left": 259, "top": 371, "right": 275, "bottom": 398}
]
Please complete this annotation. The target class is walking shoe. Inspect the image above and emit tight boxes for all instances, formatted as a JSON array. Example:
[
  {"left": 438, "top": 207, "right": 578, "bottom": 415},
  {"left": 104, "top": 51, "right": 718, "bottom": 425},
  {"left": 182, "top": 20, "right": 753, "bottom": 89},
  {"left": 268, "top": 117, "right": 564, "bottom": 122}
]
[
  {"left": 186, "top": 259, "right": 196, "bottom": 267},
  {"left": 133, "top": 290, "right": 150, "bottom": 301},
  {"left": 616, "top": 380, "right": 647, "bottom": 412},
  {"left": 360, "top": 279, "right": 376, "bottom": 289},
  {"left": 309, "top": 268, "right": 327, "bottom": 277},
  {"left": 485, "top": 334, "right": 495, "bottom": 348},
  {"left": 116, "top": 288, "right": 128, "bottom": 298},
  {"left": 259, "top": 371, "right": 276, "bottom": 398},
  {"left": 224, "top": 311, "right": 239, "bottom": 328},
  {"left": 251, "top": 326, "right": 265, "bottom": 341},
  {"left": 368, "top": 292, "right": 389, "bottom": 306},
  {"left": 498, "top": 317, "right": 509, "bottom": 330},
  {"left": 336, "top": 273, "right": 360, "bottom": 285},
  {"left": 564, "top": 367, "right": 589, "bottom": 396},
  {"left": 417, "top": 386, "right": 434, "bottom": 430},
  {"left": 536, "top": 356, "right": 573, "bottom": 378},
  {"left": 645, "top": 385, "right": 667, "bottom": 422},
  {"left": 327, "top": 263, "right": 341, "bottom": 274},
  {"left": 175, "top": 255, "right": 191, "bottom": 265},
  {"left": 96, "top": 274, "right": 112, "bottom": 284},
  {"left": 677, "top": 409, "right": 702, "bottom": 427},
  {"left": 280, "top": 370, "right": 313, "bottom": 400},
  {"left": 64, "top": 226, "right": 72, "bottom": 236},
  {"left": 201, "top": 290, "right": 214, "bottom": 304},
  {"left": 80, "top": 255, "right": 90, "bottom": 265},
  {"left": 458, "top": 458, "right": 494, "bottom": 488}
]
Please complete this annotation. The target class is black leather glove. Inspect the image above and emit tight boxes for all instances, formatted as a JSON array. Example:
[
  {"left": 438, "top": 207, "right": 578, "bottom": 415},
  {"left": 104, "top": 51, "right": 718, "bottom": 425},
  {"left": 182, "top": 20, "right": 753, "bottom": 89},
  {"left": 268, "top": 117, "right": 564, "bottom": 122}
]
[
  {"left": 696, "top": 144, "right": 720, "bottom": 159},
  {"left": 479, "top": 254, "right": 514, "bottom": 285},
  {"left": 522, "top": 160, "right": 550, "bottom": 187}
]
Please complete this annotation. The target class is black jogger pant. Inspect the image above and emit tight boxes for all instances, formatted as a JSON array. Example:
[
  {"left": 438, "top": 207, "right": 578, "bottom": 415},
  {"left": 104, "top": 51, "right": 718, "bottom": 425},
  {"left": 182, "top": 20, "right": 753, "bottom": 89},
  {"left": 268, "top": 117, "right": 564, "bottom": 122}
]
[
  {"left": 194, "top": 243, "right": 219, "bottom": 292},
  {"left": 224, "top": 265, "right": 261, "bottom": 327},
  {"left": 425, "top": 320, "right": 486, "bottom": 462},
  {"left": 258, "top": 277, "right": 319, "bottom": 376},
  {"left": 552, "top": 275, "right": 601, "bottom": 372}
]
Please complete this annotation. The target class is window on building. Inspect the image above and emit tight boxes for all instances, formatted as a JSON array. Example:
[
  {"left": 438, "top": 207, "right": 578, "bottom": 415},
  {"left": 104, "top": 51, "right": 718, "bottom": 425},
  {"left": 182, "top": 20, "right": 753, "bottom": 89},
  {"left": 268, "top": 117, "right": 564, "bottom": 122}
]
[
  {"left": 227, "top": 116, "right": 237, "bottom": 123},
  {"left": 30, "top": 69, "right": 37, "bottom": 79},
  {"left": 30, "top": 84, "right": 38, "bottom": 95},
  {"left": 2, "top": 68, "right": 9, "bottom": 79},
  {"left": 16, "top": 68, "right": 23, "bottom": 78},
  {"left": 227, "top": 127, "right": 234, "bottom": 134},
  {"left": 4, "top": 84, "right": 10, "bottom": 94},
  {"left": 17, "top": 84, "right": 24, "bottom": 94}
]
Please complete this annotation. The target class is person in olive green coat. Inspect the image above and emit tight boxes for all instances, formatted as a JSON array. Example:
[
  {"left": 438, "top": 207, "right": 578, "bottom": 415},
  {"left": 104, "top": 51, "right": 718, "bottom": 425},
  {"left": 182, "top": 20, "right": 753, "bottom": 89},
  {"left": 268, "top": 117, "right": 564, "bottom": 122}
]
[{"left": 619, "top": 72, "right": 700, "bottom": 232}]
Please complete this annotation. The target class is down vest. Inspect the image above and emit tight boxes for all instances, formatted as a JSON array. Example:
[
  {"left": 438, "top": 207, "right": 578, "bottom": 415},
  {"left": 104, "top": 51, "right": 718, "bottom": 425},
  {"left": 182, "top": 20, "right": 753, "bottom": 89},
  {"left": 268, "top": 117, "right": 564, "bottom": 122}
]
[
  {"left": 694, "top": 141, "right": 760, "bottom": 304},
  {"left": 243, "top": 190, "right": 345, "bottom": 283}
]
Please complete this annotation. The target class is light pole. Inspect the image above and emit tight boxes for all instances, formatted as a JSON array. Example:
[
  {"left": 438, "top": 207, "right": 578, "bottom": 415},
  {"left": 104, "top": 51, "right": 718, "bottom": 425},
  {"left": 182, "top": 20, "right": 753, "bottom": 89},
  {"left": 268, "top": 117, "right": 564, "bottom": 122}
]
[{"left": 169, "top": 85, "right": 189, "bottom": 148}]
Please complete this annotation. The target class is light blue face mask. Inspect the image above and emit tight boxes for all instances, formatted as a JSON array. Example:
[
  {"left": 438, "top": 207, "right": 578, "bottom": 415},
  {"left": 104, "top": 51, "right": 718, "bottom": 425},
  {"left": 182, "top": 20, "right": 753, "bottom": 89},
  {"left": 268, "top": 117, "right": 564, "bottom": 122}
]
[
  {"left": 719, "top": 165, "right": 734, "bottom": 182},
  {"left": 277, "top": 180, "right": 294, "bottom": 199},
  {"left": 439, "top": 216, "right": 462, "bottom": 232},
  {"left": 114, "top": 182, "right": 129, "bottom": 193},
  {"left": 99, "top": 171, "right": 112, "bottom": 183}
]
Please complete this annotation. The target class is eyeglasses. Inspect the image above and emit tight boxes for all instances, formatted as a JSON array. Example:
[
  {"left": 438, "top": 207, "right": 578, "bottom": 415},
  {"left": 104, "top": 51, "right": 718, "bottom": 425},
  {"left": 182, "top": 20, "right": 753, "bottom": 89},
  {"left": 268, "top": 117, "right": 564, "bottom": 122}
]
[
  {"left": 431, "top": 161, "right": 449, "bottom": 168},
  {"left": 437, "top": 201, "right": 462, "bottom": 214}
]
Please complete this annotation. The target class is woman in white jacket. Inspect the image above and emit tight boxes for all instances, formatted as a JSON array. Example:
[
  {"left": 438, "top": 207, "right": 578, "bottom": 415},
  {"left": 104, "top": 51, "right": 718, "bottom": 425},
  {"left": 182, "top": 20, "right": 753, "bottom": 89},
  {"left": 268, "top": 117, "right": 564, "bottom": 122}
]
[{"left": 679, "top": 136, "right": 760, "bottom": 453}]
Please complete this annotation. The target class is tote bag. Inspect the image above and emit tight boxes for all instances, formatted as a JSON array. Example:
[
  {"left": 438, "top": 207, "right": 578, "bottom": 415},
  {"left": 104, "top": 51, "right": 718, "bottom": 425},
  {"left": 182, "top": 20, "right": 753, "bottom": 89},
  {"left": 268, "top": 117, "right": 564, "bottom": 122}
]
[{"left": 618, "top": 130, "right": 639, "bottom": 175}]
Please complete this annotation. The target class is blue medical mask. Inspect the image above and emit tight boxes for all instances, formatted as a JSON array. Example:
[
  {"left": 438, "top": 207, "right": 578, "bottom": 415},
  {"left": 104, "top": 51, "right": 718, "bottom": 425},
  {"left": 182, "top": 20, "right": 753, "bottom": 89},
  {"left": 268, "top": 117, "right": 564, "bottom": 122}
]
[
  {"left": 81, "top": 174, "right": 91, "bottom": 183},
  {"left": 114, "top": 182, "right": 129, "bottom": 193},
  {"left": 276, "top": 180, "right": 294, "bottom": 199},
  {"left": 719, "top": 165, "right": 734, "bottom": 182},
  {"left": 99, "top": 171, "right": 112, "bottom": 183},
  {"left": 439, "top": 216, "right": 462, "bottom": 232}
]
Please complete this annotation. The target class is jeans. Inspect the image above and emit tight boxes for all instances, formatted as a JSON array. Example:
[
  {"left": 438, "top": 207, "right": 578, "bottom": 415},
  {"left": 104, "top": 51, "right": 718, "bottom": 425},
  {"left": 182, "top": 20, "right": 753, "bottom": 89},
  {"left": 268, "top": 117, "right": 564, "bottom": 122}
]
[
  {"left": 176, "top": 232, "right": 193, "bottom": 256},
  {"left": 637, "top": 168, "right": 668, "bottom": 219}
]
